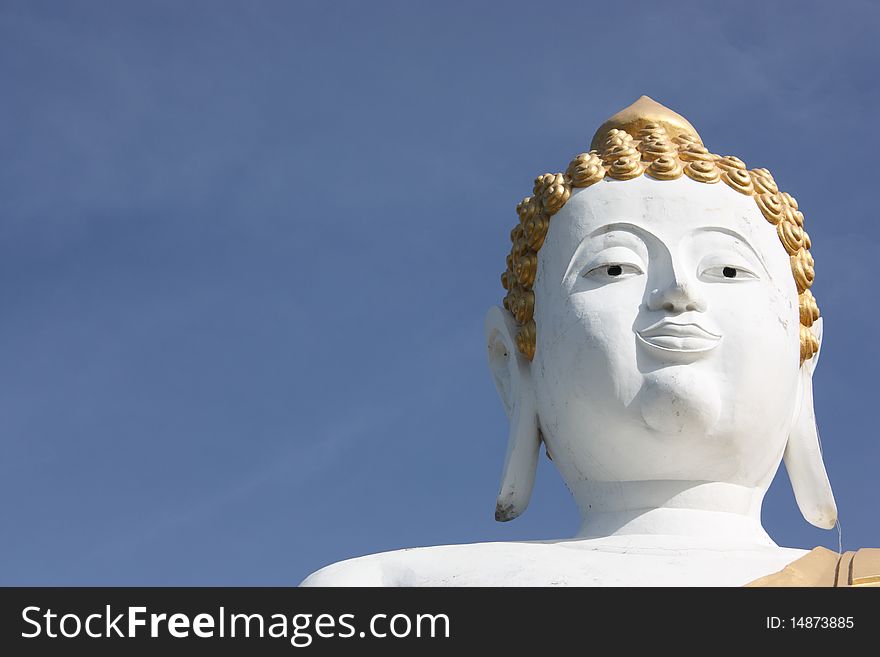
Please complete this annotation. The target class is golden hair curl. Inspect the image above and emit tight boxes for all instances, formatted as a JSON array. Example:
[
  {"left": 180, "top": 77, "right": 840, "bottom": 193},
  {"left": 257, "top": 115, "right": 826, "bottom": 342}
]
[
  {"left": 501, "top": 110, "right": 821, "bottom": 365},
  {"left": 755, "top": 193, "right": 786, "bottom": 225},
  {"left": 683, "top": 160, "right": 721, "bottom": 183},
  {"left": 566, "top": 152, "right": 605, "bottom": 187},
  {"left": 751, "top": 169, "right": 779, "bottom": 195},
  {"left": 678, "top": 143, "right": 715, "bottom": 162},
  {"left": 646, "top": 155, "right": 683, "bottom": 181},
  {"left": 720, "top": 168, "right": 755, "bottom": 195}
]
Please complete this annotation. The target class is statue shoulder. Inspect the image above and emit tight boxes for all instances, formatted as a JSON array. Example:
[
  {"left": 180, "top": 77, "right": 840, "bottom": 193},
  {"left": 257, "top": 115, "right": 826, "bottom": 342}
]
[
  {"left": 745, "top": 547, "right": 880, "bottom": 587},
  {"left": 299, "top": 541, "right": 555, "bottom": 587},
  {"left": 299, "top": 552, "right": 391, "bottom": 587}
]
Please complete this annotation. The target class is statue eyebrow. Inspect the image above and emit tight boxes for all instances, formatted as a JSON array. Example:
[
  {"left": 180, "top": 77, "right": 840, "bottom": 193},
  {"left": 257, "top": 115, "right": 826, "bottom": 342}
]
[
  {"left": 586, "top": 221, "right": 658, "bottom": 244},
  {"left": 691, "top": 226, "right": 770, "bottom": 274},
  {"left": 562, "top": 222, "right": 651, "bottom": 282}
]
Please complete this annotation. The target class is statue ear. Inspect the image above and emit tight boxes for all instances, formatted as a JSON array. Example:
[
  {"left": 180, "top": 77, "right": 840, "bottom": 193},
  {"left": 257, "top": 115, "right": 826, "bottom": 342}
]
[
  {"left": 485, "top": 306, "right": 540, "bottom": 522},
  {"left": 783, "top": 318, "right": 838, "bottom": 529}
]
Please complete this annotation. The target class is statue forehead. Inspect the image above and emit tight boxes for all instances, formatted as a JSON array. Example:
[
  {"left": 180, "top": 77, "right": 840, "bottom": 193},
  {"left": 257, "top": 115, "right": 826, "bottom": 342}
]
[{"left": 550, "top": 175, "right": 770, "bottom": 247}]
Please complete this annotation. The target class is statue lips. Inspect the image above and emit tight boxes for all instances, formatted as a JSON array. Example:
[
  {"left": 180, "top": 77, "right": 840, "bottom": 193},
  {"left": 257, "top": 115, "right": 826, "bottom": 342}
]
[{"left": 636, "top": 320, "right": 722, "bottom": 356}]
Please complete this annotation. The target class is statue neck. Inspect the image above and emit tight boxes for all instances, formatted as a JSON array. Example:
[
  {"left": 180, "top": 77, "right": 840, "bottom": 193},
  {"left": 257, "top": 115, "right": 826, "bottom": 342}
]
[{"left": 572, "top": 480, "right": 775, "bottom": 546}]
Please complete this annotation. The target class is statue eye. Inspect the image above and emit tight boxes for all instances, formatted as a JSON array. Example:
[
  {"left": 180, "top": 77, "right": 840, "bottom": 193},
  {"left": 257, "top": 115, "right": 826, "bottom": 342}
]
[
  {"left": 584, "top": 263, "right": 643, "bottom": 280},
  {"left": 700, "top": 264, "right": 758, "bottom": 282}
]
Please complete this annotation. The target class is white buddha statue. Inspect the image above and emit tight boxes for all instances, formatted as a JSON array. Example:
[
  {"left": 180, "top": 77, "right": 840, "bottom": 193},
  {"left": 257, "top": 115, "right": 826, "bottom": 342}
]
[{"left": 301, "top": 97, "right": 878, "bottom": 587}]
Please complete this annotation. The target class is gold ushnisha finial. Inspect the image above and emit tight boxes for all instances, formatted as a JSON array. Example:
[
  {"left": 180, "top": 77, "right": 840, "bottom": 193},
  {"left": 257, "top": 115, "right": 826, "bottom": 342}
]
[{"left": 590, "top": 95, "right": 703, "bottom": 151}]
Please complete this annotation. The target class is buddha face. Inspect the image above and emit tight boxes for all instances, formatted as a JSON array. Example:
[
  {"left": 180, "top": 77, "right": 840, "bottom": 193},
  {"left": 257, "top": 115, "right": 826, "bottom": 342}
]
[{"left": 531, "top": 175, "right": 801, "bottom": 487}]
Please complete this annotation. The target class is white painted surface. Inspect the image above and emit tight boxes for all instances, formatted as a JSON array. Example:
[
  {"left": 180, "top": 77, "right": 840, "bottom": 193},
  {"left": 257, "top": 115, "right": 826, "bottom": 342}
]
[
  {"left": 301, "top": 176, "right": 835, "bottom": 586},
  {"left": 300, "top": 534, "right": 808, "bottom": 587}
]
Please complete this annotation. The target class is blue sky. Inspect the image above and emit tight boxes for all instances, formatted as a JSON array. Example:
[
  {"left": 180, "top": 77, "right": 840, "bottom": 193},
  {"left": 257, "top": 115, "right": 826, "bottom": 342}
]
[{"left": 1, "top": 1, "right": 878, "bottom": 584}]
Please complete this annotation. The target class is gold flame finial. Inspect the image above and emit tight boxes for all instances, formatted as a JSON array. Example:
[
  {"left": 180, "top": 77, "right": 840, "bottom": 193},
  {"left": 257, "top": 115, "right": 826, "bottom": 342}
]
[{"left": 590, "top": 95, "right": 703, "bottom": 151}]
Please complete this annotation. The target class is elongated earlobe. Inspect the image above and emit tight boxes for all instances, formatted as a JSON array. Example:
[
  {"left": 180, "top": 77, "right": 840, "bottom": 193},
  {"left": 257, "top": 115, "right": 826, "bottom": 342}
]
[
  {"left": 485, "top": 306, "right": 540, "bottom": 521},
  {"left": 783, "top": 318, "right": 837, "bottom": 529}
]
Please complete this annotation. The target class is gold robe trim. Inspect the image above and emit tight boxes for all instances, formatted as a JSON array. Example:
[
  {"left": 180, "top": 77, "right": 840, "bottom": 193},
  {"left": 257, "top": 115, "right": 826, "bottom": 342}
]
[{"left": 745, "top": 547, "right": 880, "bottom": 587}]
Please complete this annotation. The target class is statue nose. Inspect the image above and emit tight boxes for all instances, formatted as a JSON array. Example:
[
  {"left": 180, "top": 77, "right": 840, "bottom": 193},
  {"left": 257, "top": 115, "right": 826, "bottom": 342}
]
[{"left": 647, "top": 281, "right": 707, "bottom": 313}]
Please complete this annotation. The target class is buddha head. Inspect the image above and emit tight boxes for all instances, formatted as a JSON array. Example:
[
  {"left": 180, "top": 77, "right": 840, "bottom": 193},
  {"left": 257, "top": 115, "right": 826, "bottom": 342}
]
[{"left": 486, "top": 96, "right": 836, "bottom": 534}]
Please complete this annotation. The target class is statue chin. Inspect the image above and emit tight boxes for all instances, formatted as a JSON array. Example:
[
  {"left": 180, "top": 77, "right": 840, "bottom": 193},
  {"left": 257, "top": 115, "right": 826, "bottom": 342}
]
[{"left": 637, "top": 368, "right": 721, "bottom": 436}]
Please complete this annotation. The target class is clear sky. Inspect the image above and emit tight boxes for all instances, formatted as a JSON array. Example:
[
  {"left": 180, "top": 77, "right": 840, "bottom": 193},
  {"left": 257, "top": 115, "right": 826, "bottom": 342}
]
[{"left": 1, "top": 1, "right": 878, "bottom": 585}]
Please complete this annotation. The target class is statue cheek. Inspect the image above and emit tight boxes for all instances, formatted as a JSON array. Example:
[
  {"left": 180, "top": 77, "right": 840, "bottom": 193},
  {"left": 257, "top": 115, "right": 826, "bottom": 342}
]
[
  {"left": 536, "top": 305, "right": 643, "bottom": 413},
  {"left": 718, "top": 285, "right": 800, "bottom": 366}
]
